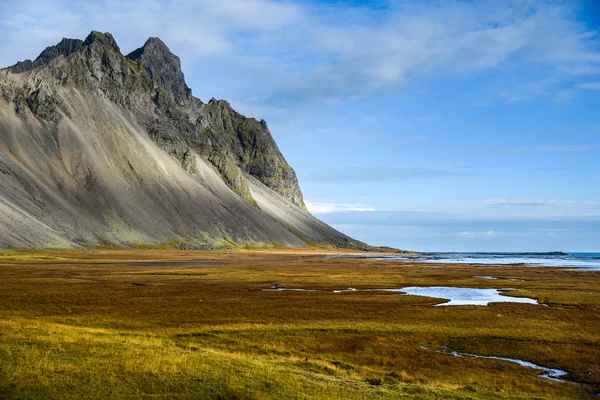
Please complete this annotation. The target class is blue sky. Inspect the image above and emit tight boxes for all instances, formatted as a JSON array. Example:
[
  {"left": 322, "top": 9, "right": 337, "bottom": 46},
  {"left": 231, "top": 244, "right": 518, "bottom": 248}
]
[{"left": 1, "top": 0, "right": 599, "bottom": 251}]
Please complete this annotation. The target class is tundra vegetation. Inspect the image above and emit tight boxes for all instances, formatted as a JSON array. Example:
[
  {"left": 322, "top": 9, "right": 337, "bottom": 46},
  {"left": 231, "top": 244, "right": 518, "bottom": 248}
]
[{"left": 0, "top": 249, "right": 598, "bottom": 399}]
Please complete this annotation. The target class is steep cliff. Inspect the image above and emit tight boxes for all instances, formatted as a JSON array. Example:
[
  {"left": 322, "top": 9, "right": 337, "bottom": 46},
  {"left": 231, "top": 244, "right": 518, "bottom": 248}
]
[
  {"left": 0, "top": 31, "right": 366, "bottom": 249},
  {"left": 126, "top": 37, "right": 306, "bottom": 209}
]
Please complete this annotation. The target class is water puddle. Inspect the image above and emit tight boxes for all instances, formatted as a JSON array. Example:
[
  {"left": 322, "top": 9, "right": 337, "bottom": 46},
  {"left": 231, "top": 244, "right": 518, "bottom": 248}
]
[
  {"left": 333, "top": 288, "right": 356, "bottom": 293},
  {"left": 127, "top": 261, "right": 223, "bottom": 267},
  {"left": 381, "top": 287, "right": 538, "bottom": 306},
  {"left": 264, "top": 286, "right": 539, "bottom": 306},
  {"left": 265, "top": 285, "right": 357, "bottom": 293},
  {"left": 477, "top": 276, "right": 524, "bottom": 282}
]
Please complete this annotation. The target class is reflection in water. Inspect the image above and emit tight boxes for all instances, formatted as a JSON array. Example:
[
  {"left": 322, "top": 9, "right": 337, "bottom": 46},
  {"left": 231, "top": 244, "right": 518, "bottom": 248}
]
[
  {"left": 264, "top": 286, "right": 539, "bottom": 306},
  {"left": 387, "top": 286, "right": 538, "bottom": 306}
]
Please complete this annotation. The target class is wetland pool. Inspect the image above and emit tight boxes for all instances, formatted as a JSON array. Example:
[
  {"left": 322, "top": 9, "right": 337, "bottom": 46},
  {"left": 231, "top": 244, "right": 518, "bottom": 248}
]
[{"left": 265, "top": 286, "right": 539, "bottom": 306}]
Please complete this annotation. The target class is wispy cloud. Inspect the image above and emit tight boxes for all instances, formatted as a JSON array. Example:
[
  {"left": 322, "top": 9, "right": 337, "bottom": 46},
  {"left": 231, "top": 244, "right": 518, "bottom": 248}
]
[
  {"left": 559, "top": 65, "right": 600, "bottom": 76},
  {"left": 506, "top": 145, "right": 596, "bottom": 153},
  {"left": 480, "top": 198, "right": 600, "bottom": 219},
  {"left": 457, "top": 230, "right": 505, "bottom": 238},
  {"left": 483, "top": 198, "right": 600, "bottom": 207},
  {"left": 552, "top": 88, "right": 576, "bottom": 104},
  {"left": 1, "top": 0, "right": 599, "bottom": 108},
  {"left": 318, "top": 211, "right": 600, "bottom": 251},
  {"left": 484, "top": 199, "right": 550, "bottom": 207},
  {"left": 500, "top": 78, "right": 578, "bottom": 105},
  {"left": 312, "top": 199, "right": 600, "bottom": 224},
  {"left": 305, "top": 202, "right": 375, "bottom": 214},
  {"left": 301, "top": 166, "right": 472, "bottom": 183},
  {"left": 575, "top": 82, "right": 600, "bottom": 90},
  {"left": 506, "top": 95, "right": 534, "bottom": 104}
]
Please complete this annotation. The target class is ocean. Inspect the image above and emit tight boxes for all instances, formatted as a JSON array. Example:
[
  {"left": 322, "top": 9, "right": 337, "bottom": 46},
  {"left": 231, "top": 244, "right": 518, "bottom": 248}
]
[{"left": 351, "top": 252, "right": 600, "bottom": 271}]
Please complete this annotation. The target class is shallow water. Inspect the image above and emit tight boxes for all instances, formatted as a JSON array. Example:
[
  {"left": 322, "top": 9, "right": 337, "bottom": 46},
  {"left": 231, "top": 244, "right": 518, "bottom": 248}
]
[
  {"left": 264, "top": 286, "right": 539, "bottom": 306},
  {"left": 419, "top": 254, "right": 600, "bottom": 270},
  {"left": 444, "top": 350, "right": 567, "bottom": 382},
  {"left": 381, "top": 287, "right": 538, "bottom": 306},
  {"left": 476, "top": 276, "right": 524, "bottom": 282},
  {"left": 127, "top": 261, "right": 223, "bottom": 266},
  {"left": 327, "top": 252, "right": 600, "bottom": 271}
]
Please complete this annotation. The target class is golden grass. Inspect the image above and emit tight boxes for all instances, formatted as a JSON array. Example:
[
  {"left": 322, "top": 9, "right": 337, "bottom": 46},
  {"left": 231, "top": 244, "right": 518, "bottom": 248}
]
[{"left": 0, "top": 249, "right": 598, "bottom": 399}]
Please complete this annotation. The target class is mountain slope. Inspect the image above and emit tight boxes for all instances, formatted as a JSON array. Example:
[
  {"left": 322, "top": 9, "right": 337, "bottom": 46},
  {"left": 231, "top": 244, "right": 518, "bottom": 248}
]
[{"left": 0, "top": 31, "right": 368, "bottom": 249}]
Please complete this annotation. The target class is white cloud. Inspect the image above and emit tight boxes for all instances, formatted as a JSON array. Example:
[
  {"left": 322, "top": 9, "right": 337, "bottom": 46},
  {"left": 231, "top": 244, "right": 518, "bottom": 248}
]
[
  {"left": 484, "top": 198, "right": 600, "bottom": 207},
  {"left": 507, "top": 95, "right": 534, "bottom": 104},
  {"left": 301, "top": 166, "right": 472, "bottom": 182},
  {"left": 479, "top": 198, "right": 600, "bottom": 219},
  {"left": 0, "top": 0, "right": 304, "bottom": 62},
  {"left": 1, "top": 0, "right": 599, "bottom": 107},
  {"left": 575, "top": 82, "right": 600, "bottom": 90},
  {"left": 500, "top": 78, "right": 578, "bottom": 105},
  {"left": 484, "top": 198, "right": 550, "bottom": 207},
  {"left": 305, "top": 202, "right": 375, "bottom": 214},
  {"left": 559, "top": 65, "right": 600, "bottom": 76},
  {"left": 458, "top": 230, "right": 504, "bottom": 238},
  {"left": 552, "top": 88, "right": 576, "bottom": 104},
  {"left": 507, "top": 145, "right": 595, "bottom": 153}
]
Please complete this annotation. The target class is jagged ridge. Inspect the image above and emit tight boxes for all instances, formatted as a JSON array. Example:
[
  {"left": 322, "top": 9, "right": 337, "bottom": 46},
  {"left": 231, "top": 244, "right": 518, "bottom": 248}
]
[
  {"left": 0, "top": 31, "right": 367, "bottom": 249},
  {"left": 125, "top": 36, "right": 306, "bottom": 209},
  {"left": 8, "top": 38, "right": 84, "bottom": 74}
]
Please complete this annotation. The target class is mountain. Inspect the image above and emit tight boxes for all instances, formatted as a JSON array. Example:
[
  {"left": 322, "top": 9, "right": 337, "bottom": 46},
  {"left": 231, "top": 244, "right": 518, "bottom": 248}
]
[{"left": 0, "top": 31, "right": 368, "bottom": 250}]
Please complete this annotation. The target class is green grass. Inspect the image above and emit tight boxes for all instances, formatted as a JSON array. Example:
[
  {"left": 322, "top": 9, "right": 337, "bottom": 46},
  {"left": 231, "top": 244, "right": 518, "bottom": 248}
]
[
  {"left": 0, "top": 249, "right": 598, "bottom": 399},
  {"left": 130, "top": 238, "right": 184, "bottom": 250},
  {"left": 292, "top": 232, "right": 332, "bottom": 248},
  {"left": 0, "top": 319, "right": 508, "bottom": 399}
]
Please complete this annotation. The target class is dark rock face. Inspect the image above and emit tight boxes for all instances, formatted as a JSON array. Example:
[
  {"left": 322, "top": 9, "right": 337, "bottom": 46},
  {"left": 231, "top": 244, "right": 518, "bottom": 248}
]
[
  {"left": 146, "top": 96, "right": 306, "bottom": 209},
  {"left": 127, "top": 38, "right": 191, "bottom": 103},
  {"left": 83, "top": 31, "right": 120, "bottom": 52},
  {"left": 0, "top": 30, "right": 364, "bottom": 248},
  {"left": 6, "top": 31, "right": 305, "bottom": 208},
  {"left": 125, "top": 36, "right": 306, "bottom": 209},
  {"left": 8, "top": 38, "right": 84, "bottom": 73},
  {"left": 206, "top": 100, "right": 306, "bottom": 209}
]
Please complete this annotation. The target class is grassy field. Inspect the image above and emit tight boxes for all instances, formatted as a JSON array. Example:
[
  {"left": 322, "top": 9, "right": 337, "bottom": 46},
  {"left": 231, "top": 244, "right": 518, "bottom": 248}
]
[{"left": 0, "top": 249, "right": 598, "bottom": 399}]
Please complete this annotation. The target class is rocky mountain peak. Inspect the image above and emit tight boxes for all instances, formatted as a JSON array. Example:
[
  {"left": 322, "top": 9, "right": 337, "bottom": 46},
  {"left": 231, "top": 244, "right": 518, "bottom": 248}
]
[
  {"left": 0, "top": 30, "right": 366, "bottom": 249},
  {"left": 6, "top": 31, "right": 122, "bottom": 74},
  {"left": 8, "top": 37, "right": 84, "bottom": 73},
  {"left": 141, "top": 37, "right": 169, "bottom": 51},
  {"left": 3, "top": 30, "right": 307, "bottom": 210},
  {"left": 83, "top": 31, "right": 121, "bottom": 53},
  {"left": 127, "top": 37, "right": 190, "bottom": 102}
]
